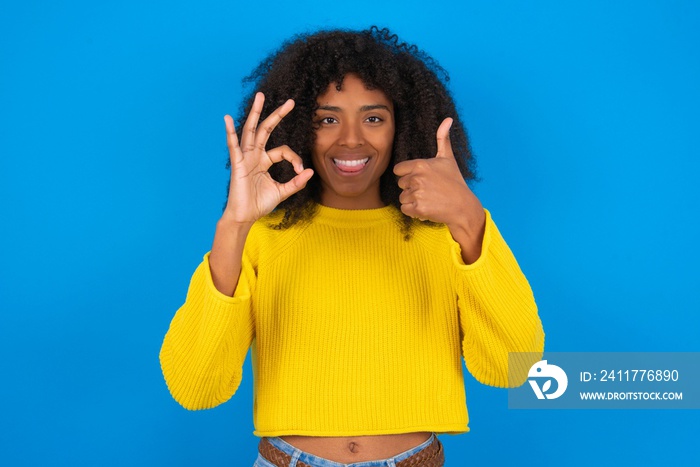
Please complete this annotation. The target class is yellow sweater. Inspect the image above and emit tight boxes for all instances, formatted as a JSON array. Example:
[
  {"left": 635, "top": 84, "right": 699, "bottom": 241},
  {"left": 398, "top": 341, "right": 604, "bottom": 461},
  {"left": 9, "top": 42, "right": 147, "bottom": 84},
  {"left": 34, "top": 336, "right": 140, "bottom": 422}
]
[{"left": 160, "top": 205, "right": 544, "bottom": 436}]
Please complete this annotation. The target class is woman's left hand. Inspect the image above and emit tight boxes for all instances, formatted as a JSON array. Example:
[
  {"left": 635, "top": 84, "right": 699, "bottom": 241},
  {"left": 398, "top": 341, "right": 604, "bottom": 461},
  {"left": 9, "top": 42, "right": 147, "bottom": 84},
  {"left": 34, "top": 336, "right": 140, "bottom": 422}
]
[{"left": 393, "top": 118, "right": 486, "bottom": 263}]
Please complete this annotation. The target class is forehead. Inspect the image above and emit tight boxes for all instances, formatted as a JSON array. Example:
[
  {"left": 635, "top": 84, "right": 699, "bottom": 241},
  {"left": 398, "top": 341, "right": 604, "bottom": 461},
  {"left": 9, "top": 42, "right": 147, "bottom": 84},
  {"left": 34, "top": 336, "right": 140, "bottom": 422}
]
[{"left": 316, "top": 74, "right": 393, "bottom": 109}]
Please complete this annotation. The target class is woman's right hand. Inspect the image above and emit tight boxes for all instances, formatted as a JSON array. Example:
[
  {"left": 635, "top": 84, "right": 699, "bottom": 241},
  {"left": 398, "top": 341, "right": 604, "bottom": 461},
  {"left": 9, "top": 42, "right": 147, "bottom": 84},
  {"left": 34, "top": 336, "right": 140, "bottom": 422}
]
[
  {"left": 223, "top": 92, "right": 314, "bottom": 225},
  {"left": 210, "top": 93, "right": 312, "bottom": 295}
]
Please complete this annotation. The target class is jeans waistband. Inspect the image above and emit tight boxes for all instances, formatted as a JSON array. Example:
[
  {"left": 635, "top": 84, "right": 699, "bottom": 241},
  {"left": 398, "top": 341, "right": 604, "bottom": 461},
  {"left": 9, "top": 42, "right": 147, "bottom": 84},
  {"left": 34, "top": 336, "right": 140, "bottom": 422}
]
[{"left": 258, "top": 433, "right": 443, "bottom": 467}]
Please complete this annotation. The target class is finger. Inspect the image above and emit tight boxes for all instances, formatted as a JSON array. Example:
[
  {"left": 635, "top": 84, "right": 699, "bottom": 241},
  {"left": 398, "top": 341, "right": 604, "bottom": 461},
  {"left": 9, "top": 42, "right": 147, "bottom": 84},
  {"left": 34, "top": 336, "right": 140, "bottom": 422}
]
[
  {"left": 254, "top": 98, "right": 295, "bottom": 151},
  {"left": 399, "top": 201, "right": 418, "bottom": 219},
  {"left": 399, "top": 189, "right": 413, "bottom": 205},
  {"left": 277, "top": 168, "right": 314, "bottom": 202},
  {"left": 266, "top": 145, "right": 306, "bottom": 173},
  {"left": 400, "top": 202, "right": 428, "bottom": 221},
  {"left": 396, "top": 175, "right": 412, "bottom": 190},
  {"left": 224, "top": 115, "right": 243, "bottom": 165},
  {"left": 399, "top": 183, "right": 425, "bottom": 204},
  {"left": 435, "top": 117, "right": 455, "bottom": 159},
  {"left": 241, "top": 92, "right": 265, "bottom": 152},
  {"left": 393, "top": 159, "right": 419, "bottom": 177}
]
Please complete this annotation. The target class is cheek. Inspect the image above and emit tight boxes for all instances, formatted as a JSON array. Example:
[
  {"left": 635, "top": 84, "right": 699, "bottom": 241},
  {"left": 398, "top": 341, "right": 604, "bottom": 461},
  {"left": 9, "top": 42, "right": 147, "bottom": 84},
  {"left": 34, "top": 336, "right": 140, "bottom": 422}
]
[
  {"left": 379, "top": 126, "right": 395, "bottom": 154},
  {"left": 312, "top": 133, "right": 331, "bottom": 158},
  {"left": 377, "top": 133, "right": 394, "bottom": 158},
  {"left": 310, "top": 143, "right": 331, "bottom": 177}
]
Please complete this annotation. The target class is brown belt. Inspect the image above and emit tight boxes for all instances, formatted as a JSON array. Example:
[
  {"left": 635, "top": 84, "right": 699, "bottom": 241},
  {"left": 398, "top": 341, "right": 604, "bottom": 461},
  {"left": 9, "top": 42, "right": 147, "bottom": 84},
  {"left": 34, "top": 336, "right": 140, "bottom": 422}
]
[{"left": 258, "top": 435, "right": 444, "bottom": 467}]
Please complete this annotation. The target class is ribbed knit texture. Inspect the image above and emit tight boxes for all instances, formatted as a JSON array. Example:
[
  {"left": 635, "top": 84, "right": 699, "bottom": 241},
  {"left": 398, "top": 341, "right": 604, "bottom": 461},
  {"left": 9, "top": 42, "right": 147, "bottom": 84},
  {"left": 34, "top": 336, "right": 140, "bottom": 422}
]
[{"left": 160, "top": 206, "right": 544, "bottom": 436}]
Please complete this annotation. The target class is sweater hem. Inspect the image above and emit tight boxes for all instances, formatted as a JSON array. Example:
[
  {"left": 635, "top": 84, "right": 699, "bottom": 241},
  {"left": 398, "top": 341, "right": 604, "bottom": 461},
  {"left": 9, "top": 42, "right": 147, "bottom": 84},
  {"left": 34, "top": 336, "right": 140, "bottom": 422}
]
[{"left": 253, "top": 424, "right": 469, "bottom": 437}]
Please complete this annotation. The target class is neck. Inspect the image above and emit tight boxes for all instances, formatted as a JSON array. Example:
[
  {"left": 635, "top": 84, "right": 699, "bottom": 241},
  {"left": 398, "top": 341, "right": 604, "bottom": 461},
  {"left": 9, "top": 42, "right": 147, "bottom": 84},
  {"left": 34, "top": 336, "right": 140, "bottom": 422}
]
[{"left": 319, "top": 189, "right": 384, "bottom": 210}]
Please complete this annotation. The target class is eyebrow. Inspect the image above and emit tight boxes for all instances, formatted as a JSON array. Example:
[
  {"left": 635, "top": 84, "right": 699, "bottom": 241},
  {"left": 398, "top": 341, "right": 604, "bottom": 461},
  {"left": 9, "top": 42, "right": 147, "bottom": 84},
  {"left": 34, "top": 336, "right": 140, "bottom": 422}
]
[{"left": 317, "top": 104, "right": 391, "bottom": 112}]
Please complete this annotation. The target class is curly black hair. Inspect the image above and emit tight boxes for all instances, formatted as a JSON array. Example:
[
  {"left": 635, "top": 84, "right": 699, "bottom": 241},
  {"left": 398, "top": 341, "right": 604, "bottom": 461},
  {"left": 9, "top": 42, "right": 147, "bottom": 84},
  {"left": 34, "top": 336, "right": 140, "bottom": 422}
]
[{"left": 229, "top": 26, "right": 477, "bottom": 235}]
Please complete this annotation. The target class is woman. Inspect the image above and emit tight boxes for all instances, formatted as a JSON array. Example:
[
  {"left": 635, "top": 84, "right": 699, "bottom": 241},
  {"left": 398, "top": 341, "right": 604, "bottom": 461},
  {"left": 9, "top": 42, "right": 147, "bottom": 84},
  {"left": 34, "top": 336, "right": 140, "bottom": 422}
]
[{"left": 160, "top": 27, "right": 544, "bottom": 466}]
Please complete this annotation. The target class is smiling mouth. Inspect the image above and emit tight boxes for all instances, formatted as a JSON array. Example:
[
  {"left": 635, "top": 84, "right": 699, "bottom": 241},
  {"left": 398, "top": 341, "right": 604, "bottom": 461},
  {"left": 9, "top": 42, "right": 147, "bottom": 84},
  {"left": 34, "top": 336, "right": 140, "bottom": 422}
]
[{"left": 333, "top": 157, "right": 369, "bottom": 173}]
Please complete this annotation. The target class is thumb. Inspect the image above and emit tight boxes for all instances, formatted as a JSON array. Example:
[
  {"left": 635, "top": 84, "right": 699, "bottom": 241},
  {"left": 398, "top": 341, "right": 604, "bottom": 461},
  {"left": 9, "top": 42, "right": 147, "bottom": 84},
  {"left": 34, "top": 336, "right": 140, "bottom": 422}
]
[
  {"left": 277, "top": 168, "right": 314, "bottom": 202},
  {"left": 435, "top": 117, "right": 455, "bottom": 159}
]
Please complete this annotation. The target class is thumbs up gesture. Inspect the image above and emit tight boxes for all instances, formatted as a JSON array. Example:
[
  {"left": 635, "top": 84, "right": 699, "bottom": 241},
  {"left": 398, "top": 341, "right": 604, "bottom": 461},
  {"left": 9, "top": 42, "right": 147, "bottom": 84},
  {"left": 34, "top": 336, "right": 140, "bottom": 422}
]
[{"left": 393, "top": 118, "right": 486, "bottom": 262}]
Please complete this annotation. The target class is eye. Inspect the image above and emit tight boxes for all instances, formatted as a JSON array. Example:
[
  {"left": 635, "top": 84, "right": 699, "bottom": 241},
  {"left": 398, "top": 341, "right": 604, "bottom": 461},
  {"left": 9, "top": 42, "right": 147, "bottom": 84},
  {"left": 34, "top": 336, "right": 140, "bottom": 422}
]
[
  {"left": 365, "top": 116, "right": 383, "bottom": 124},
  {"left": 318, "top": 116, "right": 338, "bottom": 125}
]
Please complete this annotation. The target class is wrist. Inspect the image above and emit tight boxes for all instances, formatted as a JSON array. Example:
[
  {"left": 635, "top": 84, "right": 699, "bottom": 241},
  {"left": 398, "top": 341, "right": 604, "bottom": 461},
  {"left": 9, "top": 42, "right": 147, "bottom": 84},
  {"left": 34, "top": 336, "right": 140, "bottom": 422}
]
[
  {"left": 218, "top": 211, "right": 255, "bottom": 232},
  {"left": 210, "top": 215, "right": 252, "bottom": 297},
  {"left": 446, "top": 207, "right": 486, "bottom": 264}
]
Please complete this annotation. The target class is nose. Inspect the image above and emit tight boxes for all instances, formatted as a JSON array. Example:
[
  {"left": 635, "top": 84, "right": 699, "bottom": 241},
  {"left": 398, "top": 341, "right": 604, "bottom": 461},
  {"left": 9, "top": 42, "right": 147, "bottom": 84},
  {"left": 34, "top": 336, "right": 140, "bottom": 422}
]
[{"left": 338, "top": 121, "right": 364, "bottom": 148}]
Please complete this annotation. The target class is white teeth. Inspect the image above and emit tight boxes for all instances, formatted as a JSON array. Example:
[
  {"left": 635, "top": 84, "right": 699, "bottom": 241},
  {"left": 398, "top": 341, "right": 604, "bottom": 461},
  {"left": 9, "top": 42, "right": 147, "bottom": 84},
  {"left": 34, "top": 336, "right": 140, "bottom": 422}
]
[{"left": 333, "top": 158, "right": 369, "bottom": 167}]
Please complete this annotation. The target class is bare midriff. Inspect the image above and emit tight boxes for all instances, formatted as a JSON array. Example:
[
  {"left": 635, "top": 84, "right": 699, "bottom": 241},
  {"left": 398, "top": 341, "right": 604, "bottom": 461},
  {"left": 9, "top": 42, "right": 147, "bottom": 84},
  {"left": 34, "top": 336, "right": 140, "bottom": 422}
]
[{"left": 279, "top": 432, "right": 432, "bottom": 463}]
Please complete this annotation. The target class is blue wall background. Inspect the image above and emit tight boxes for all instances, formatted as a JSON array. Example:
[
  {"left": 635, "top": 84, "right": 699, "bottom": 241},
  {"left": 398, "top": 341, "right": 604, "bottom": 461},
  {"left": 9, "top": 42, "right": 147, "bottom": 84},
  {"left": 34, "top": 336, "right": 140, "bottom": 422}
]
[{"left": 1, "top": 1, "right": 698, "bottom": 465}]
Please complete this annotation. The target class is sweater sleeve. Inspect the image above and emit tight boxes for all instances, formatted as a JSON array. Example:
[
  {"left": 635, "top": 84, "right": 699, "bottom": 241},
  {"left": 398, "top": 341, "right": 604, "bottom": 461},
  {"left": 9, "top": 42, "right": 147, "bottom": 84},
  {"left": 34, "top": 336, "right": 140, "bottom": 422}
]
[
  {"left": 452, "top": 210, "right": 545, "bottom": 388},
  {"left": 159, "top": 251, "right": 256, "bottom": 410}
]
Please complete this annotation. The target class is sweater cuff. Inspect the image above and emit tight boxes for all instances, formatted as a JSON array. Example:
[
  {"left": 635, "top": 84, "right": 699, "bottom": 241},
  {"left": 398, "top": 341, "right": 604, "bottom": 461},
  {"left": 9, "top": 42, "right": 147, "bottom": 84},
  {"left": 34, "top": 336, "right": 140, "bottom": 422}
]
[
  {"left": 197, "top": 252, "right": 252, "bottom": 304},
  {"left": 448, "top": 209, "right": 494, "bottom": 271}
]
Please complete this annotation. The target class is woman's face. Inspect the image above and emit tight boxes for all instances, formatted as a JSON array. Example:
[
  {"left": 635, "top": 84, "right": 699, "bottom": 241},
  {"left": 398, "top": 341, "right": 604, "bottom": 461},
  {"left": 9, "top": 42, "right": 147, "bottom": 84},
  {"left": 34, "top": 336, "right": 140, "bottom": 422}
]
[{"left": 312, "top": 74, "right": 395, "bottom": 209}]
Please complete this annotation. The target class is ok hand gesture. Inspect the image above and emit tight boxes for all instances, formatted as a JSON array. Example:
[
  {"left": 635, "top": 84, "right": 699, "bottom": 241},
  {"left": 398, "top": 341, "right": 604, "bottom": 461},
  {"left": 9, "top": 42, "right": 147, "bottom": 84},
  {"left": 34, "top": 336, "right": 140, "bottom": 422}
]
[
  {"left": 223, "top": 92, "right": 314, "bottom": 225},
  {"left": 393, "top": 118, "right": 486, "bottom": 263}
]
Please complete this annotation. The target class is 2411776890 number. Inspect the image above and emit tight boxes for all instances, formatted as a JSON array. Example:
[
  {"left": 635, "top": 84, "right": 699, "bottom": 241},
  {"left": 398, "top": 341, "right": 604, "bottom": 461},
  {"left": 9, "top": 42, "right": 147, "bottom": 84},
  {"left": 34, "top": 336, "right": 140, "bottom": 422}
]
[{"left": 597, "top": 369, "right": 679, "bottom": 382}]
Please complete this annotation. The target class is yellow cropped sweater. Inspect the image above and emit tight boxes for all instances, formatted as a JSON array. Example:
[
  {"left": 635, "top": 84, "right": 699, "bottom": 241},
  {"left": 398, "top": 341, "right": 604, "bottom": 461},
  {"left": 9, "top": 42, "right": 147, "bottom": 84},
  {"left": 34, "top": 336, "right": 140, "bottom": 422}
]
[{"left": 160, "top": 205, "right": 544, "bottom": 436}]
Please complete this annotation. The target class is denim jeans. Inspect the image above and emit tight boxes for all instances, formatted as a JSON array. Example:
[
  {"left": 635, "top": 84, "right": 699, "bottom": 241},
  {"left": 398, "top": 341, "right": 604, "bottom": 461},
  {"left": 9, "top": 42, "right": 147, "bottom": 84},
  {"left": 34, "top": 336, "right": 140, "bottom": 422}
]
[{"left": 253, "top": 433, "right": 438, "bottom": 467}]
